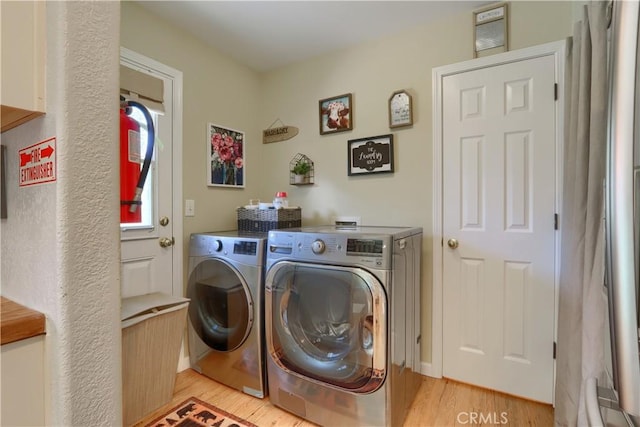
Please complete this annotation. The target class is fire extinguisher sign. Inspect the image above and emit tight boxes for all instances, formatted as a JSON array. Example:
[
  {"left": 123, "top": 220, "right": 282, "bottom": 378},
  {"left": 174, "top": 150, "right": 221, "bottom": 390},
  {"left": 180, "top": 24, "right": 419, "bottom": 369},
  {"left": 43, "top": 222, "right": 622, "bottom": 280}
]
[{"left": 19, "top": 137, "right": 57, "bottom": 187}]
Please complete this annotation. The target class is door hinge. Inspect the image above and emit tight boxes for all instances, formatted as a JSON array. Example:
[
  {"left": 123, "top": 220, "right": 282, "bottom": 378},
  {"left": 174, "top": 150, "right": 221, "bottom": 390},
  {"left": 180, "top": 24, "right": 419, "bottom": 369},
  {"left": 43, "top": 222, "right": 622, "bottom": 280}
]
[
  {"left": 554, "top": 83, "right": 558, "bottom": 100},
  {"left": 554, "top": 213, "right": 559, "bottom": 230},
  {"left": 553, "top": 342, "right": 557, "bottom": 359}
]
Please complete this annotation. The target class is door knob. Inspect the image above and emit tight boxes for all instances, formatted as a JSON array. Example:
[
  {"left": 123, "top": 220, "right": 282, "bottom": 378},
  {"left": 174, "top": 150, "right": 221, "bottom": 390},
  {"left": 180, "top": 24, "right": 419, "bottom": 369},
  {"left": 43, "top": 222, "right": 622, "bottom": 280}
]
[
  {"left": 159, "top": 237, "right": 175, "bottom": 248},
  {"left": 447, "top": 238, "right": 459, "bottom": 249},
  {"left": 159, "top": 216, "right": 169, "bottom": 226}
]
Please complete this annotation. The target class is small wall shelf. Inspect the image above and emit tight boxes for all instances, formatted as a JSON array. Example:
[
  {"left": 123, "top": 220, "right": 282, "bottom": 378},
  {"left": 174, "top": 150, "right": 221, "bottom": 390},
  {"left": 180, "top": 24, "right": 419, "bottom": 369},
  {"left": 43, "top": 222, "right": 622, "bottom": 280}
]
[{"left": 289, "top": 153, "right": 314, "bottom": 185}]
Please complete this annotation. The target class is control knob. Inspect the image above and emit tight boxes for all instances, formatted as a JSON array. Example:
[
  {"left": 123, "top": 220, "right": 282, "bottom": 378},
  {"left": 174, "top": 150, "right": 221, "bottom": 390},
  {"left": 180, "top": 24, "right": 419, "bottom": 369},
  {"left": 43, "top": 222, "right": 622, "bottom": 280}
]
[
  {"left": 311, "top": 239, "right": 326, "bottom": 254},
  {"left": 214, "top": 239, "right": 223, "bottom": 252}
]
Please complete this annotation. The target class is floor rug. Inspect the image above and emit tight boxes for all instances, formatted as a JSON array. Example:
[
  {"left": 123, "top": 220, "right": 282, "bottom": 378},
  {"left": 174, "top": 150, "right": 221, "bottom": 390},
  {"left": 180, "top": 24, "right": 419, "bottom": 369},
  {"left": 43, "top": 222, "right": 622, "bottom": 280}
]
[{"left": 144, "top": 397, "right": 258, "bottom": 427}]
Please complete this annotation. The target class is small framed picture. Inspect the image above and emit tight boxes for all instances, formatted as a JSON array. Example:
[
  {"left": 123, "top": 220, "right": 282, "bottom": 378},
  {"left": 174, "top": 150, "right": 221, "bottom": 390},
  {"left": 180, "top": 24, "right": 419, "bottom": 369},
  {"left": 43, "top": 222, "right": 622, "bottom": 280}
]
[
  {"left": 389, "top": 90, "right": 413, "bottom": 128},
  {"left": 319, "top": 93, "right": 353, "bottom": 135},
  {"left": 474, "top": 2, "right": 508, "bottom": 57},
  {"left": 208, "top": 123, "right": 245, "bottom": 188},
  {"left": 348, "top": 134, "right": 394, "bottom": 176}
]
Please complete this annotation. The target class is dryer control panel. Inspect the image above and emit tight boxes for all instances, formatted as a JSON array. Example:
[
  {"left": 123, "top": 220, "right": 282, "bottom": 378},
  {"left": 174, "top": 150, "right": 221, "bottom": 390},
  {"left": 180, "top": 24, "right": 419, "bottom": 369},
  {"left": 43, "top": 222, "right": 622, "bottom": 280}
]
[
  {"left": 189, "top": 232, "right": 266, "bottom": 266},
  {"left": 234, "top": 240, "right": 257, "bottom": 256}
]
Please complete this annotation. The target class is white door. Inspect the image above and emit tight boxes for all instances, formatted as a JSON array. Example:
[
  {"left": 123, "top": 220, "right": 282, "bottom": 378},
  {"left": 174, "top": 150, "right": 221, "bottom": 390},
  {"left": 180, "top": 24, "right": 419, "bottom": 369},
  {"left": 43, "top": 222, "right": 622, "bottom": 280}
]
[
  {"left": 120, "top": 51, "right": 182, "bottom": 299},
  {"left": 442, "top": 54, "right": 557, "bottom": 403}
]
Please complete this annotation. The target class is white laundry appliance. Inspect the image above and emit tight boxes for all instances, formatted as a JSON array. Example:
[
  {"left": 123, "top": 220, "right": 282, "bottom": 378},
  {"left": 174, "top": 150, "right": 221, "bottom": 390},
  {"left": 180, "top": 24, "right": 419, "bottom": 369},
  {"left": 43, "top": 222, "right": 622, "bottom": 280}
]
[
  {"left": 187, "top": 231, "right": 267, "bottom": 398},
  {"left": 265, "top": 225, "right": 422, "bottom": 426}
]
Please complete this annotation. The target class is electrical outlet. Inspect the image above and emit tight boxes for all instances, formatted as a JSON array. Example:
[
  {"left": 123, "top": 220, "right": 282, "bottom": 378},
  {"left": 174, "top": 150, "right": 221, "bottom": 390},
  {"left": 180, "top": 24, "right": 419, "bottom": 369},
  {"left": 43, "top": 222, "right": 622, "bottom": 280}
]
[{"left": 185, "top": 199, "right": 195, "bottom": 217}]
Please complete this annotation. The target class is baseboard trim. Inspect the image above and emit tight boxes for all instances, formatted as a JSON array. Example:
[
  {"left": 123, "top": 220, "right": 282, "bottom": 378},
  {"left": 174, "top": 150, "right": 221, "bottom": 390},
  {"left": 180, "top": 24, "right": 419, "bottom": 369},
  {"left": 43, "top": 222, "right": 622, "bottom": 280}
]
[
  {"left": 176, "top": 342, "right": 190, "bottom": 372},
  {"left": 177, "top": 355, "right": 190, "bottom": 372},
  {"left": 421, "top": 361, "right": 441, "bottom": 378}
]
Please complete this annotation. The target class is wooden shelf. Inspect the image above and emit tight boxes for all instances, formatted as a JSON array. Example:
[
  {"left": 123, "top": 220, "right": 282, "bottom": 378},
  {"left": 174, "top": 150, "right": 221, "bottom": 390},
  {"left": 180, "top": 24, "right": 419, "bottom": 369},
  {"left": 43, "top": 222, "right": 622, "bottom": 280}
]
[
  {"left": 1, "top": 297, "right": 46, "bottom": 345},
  {"left": 1, "top": 105, "right": 44, "bottom": 133}
]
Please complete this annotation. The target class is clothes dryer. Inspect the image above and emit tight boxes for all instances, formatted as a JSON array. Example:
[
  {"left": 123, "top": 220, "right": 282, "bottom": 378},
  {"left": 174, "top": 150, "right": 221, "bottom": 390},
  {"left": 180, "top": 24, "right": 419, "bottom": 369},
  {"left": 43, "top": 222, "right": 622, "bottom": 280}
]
[
  {"left": 265, "top": 225, "right": 422, "bottom": 426},
  {"left": 187, "top": 231, "right": 267, "bottom": 398}
]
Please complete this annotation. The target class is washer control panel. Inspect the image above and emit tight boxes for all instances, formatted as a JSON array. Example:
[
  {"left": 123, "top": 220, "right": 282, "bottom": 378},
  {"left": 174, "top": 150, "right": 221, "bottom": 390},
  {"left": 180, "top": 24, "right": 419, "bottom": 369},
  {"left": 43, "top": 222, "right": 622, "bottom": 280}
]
[
  {"left": 346, "top": 238, "right": 384, "bottom": 256},
  {"left": 267, "top": 231, "right": 392, "bottom": 269}
]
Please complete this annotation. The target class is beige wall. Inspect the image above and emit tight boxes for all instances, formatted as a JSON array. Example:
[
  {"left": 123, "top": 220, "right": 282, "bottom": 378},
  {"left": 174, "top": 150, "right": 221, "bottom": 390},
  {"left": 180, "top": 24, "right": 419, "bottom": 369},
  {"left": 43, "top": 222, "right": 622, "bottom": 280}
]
[
  {"left": 121, "top": 1, "right": 573, "bottom": 366},
  {"left": 121, "top": 2, "right": 262, "bottom": 289},
  {"left": 256, "top": 1, "right": 573, "bottom": 365}
]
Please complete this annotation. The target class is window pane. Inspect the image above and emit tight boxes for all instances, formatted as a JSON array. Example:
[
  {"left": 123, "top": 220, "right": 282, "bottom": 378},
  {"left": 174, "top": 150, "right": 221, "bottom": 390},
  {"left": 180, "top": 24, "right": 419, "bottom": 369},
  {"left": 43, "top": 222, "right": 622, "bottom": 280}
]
[{"left": 120, "top": 106, "right": 156, "bottom": 229}]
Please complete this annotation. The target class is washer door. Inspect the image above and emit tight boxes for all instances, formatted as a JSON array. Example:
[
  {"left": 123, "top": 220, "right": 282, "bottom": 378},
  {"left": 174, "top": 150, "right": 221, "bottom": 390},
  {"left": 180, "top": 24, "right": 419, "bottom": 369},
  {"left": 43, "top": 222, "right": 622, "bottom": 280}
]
[
  {"left": 266, "top": 261, "right": 387, "bottom": 393},
  {"left": 188, "top": 258, "right": 253, "bottom": 352}
]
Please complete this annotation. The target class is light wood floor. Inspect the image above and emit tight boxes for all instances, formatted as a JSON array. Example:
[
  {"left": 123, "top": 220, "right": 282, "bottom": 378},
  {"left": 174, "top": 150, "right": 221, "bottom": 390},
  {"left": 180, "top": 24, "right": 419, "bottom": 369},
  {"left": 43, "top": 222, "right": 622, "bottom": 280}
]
[{"left": 133, "top": 369, "right": 554, "bottom": 426}]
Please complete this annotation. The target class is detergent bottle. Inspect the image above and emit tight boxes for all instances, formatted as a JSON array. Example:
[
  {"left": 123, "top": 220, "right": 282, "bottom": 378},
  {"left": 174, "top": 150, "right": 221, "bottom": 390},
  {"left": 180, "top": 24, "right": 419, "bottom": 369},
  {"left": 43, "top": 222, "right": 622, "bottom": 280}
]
[{"left": 273, "top": 192, "right": 288, "bottom": 209}]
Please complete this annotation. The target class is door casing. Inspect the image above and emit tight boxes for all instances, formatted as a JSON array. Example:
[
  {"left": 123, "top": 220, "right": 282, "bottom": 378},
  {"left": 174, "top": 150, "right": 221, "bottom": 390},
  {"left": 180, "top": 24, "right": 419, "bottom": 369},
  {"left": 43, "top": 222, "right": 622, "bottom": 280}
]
[{"left": 120, "top": 47, "right": 185, "bottom": 368}]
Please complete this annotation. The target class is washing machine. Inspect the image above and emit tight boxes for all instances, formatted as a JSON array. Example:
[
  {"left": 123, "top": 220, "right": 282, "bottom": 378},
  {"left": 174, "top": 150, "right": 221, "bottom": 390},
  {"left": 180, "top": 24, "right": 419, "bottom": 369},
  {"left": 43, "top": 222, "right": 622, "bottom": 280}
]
[
  {"left": 187, "top": 231, "right": 267, "bottom": 398},
  {"left": 265, "top": 225, "right": 422, "bottom": 426}
]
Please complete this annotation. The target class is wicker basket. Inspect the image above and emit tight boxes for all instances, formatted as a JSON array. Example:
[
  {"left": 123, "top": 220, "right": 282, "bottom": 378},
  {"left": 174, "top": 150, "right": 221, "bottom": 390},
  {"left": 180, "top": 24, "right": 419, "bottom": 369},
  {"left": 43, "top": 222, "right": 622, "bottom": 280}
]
[{"left": 237, "top": 207, "right": 301, "bottom": 232}]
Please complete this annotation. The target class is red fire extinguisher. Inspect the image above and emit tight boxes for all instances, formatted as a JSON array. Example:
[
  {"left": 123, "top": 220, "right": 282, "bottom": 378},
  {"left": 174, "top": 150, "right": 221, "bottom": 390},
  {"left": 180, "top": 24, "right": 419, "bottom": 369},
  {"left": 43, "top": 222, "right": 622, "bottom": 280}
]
[{"left": 120, "top": 97, "right": 155, "bottom": 223}]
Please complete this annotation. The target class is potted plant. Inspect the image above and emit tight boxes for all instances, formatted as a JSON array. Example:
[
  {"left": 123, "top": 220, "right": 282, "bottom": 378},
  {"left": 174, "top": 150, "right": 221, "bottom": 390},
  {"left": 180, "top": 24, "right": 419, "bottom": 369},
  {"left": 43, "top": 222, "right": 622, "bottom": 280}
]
[{"left": 291, "top": 159, "right": 311, "bottom": 184}]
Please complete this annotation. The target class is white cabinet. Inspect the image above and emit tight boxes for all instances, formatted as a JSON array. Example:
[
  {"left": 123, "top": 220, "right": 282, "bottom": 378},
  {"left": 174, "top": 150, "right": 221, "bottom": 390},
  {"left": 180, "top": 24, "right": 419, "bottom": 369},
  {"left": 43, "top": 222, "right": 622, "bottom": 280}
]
[
  {"left": 1, "top": 335, "right": 46, "bottom": 426},
  {"left": 0, "top": 0, "right": 46, "bottom": 133}
]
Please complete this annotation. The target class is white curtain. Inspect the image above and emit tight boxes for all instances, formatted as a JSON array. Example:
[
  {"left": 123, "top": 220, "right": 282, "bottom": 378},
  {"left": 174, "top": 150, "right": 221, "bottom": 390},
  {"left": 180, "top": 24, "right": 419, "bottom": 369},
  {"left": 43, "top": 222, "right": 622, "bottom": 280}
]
[{"left": 555, "top": 2, "right": 610, "bottom": 426}]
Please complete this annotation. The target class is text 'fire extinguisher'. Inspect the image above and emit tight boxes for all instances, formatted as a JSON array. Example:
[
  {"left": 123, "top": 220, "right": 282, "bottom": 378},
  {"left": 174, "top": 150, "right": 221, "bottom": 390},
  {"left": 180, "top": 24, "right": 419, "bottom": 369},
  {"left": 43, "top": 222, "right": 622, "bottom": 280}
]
[{"left": 120, "top": 97, "right": 155, "bottom": 224}]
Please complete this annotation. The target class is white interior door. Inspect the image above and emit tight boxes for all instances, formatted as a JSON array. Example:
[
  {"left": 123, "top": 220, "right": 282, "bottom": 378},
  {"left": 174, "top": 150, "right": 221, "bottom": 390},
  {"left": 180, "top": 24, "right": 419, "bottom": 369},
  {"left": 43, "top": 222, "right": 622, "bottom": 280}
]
[
  {"left": 120, "top": 52, "right": 181, "bottom": 299},
  {"left": 442, "top": 54, "right": 557, "bottom": 403}
]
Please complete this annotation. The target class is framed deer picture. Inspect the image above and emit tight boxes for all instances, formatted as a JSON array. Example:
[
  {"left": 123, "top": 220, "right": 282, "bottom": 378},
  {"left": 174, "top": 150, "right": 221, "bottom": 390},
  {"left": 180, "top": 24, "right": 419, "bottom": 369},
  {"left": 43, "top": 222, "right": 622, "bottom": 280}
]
[{"left": 319, "top": 93, "right": 353, "bottom": 135}]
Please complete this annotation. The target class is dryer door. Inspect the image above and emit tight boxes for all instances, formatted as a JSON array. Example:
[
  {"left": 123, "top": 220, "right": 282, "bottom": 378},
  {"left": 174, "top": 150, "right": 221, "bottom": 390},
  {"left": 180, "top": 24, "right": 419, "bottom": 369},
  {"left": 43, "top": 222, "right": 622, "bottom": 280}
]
[
  {"left": 188, "top": 258, "right": 253, "bottom": 352},
  {"left": 266, "top": 261, "right": 387, "bottom": 393}
]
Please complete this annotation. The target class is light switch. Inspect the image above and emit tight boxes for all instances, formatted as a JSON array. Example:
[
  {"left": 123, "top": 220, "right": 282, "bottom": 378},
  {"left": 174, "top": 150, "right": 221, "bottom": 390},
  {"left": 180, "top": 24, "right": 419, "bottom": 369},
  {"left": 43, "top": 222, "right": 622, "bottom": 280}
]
[{"left": 185, "top": 199, "right": 195, "bottom": 217}]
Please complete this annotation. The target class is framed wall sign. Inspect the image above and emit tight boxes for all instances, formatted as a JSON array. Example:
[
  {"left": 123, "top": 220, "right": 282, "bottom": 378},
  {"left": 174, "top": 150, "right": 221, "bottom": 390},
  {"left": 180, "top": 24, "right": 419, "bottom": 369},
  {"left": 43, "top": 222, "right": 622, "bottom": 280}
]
[
  {"left": 319, "top": 93, "right": 353, "bottom": 135},
  {"left": 473, "top": 2, "right": 508, "bottom": 57},
  {"left": 348, "top": 134, "right": 394, "bottom": 176},
  {"left": 208, "top": 123, "right": 245, "bottom": 188},
  {"left": 389, "top": 90, "right": 413, "bottom": 128}
]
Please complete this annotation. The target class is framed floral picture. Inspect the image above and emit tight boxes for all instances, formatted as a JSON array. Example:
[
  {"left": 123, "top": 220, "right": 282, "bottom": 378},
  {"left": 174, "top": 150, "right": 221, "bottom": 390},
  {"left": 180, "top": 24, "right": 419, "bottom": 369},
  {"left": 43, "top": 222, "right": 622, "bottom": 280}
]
[
  {"left": 319, "top": 93, "right": 353, "bottom": 135},
  {"left": 208, "top": 123, "right": 245, "bottom": 188}
]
